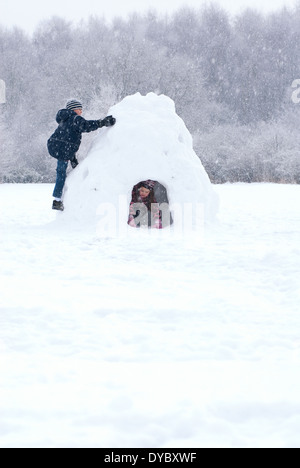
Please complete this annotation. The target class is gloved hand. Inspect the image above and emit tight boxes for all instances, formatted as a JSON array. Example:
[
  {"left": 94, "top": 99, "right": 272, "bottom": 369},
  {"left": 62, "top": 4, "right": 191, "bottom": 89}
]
[
  {"left": 70, "top": 157, "right": 79, "bottom": 169},
  {"left": 99, "top": 115, "right": 116, "bottom": 127}
]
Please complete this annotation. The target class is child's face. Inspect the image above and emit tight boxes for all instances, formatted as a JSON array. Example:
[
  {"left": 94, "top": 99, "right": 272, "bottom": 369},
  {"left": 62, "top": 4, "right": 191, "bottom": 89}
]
[
  {"left": 139, "top": 187, "right": 150, "bottom": 198},
  {"left": 74, "top": 109, "right": 83, "bottom": 116}
]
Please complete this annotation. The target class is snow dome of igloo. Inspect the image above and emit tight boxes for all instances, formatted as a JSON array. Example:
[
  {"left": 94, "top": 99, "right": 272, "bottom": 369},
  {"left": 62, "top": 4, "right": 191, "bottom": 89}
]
[{"left": 61, "top": 92, "right": 218, "bottom": 233}]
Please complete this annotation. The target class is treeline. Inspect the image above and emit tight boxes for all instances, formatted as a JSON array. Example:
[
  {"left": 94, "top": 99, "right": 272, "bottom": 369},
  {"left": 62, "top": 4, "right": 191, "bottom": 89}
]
[{"left": 0, "top": 4, "right": 300, "bottom": 183}]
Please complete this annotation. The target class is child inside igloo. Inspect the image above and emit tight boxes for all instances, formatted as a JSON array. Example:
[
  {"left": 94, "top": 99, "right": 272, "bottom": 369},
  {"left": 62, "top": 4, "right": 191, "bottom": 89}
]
[{"left": 128, "top": 180, "right": 173, "bottom": 229}]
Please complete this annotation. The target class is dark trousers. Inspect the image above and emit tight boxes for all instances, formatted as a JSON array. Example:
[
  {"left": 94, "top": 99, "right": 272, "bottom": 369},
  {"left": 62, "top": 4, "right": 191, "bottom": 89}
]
[{"left": 52, "top": 160, "right": 68, "bottom": 199}]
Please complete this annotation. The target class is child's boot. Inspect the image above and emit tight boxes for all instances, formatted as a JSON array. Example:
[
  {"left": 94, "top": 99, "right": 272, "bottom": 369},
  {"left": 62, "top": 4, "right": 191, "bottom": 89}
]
[{"left": 52, "top": 200, "right": 64, "bottom": 211}]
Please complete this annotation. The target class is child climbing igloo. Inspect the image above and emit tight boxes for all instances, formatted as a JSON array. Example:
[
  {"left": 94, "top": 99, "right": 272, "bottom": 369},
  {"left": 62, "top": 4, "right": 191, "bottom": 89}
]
[{"left": 61, "top": 92, "right": 218, "bottom": 234}]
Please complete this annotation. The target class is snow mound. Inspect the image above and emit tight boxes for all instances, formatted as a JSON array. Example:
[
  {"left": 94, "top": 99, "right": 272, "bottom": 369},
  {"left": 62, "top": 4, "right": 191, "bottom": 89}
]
[{"left": 62, "top": 92, "right": 218, "bottom": 233}]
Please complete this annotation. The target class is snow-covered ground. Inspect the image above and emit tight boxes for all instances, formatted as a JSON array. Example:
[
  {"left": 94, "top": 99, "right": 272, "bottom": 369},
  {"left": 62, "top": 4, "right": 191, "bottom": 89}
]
[{"left": 0, "top": 182, "right": 300, "bottom": 448}]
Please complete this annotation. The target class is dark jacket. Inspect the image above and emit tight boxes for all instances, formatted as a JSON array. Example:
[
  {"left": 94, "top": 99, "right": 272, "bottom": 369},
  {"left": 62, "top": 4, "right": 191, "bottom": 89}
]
[{"left": 47, "top": 109, "right": 101, "bottom": 161}]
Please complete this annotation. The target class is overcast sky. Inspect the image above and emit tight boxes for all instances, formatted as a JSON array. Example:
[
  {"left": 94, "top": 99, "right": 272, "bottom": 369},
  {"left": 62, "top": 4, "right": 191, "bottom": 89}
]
[{"left": 0, "top": 0, "right": 297, "bottom": 34}]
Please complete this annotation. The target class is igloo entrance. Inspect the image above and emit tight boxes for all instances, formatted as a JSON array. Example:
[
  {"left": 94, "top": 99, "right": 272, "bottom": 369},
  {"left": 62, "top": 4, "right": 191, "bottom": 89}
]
[{"left": 128, "top": 180, "right": 174, "bottom": 229}]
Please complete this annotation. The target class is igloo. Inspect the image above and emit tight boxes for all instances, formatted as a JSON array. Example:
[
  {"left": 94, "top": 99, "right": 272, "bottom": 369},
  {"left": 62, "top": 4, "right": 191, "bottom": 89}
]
[{"left": 61, "top": 93, "right": 218, "bottom": 234}]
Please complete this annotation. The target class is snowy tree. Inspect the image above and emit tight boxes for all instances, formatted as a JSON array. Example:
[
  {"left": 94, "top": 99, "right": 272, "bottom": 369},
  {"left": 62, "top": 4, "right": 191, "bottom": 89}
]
[{"left": 0, "top": 112, "right": 10, "bottom": 179}]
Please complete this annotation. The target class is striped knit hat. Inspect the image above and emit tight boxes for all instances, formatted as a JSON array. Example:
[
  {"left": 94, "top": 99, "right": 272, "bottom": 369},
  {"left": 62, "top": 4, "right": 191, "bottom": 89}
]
[{"left": 66, "top": 99, "right": 83, "bottom": 111}]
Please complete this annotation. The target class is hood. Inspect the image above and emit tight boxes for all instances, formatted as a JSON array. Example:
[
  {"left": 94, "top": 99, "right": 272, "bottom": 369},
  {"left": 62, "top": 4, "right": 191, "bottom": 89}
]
[{"left": 56, "top": 108, "right": 75, "bottom": 124}]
